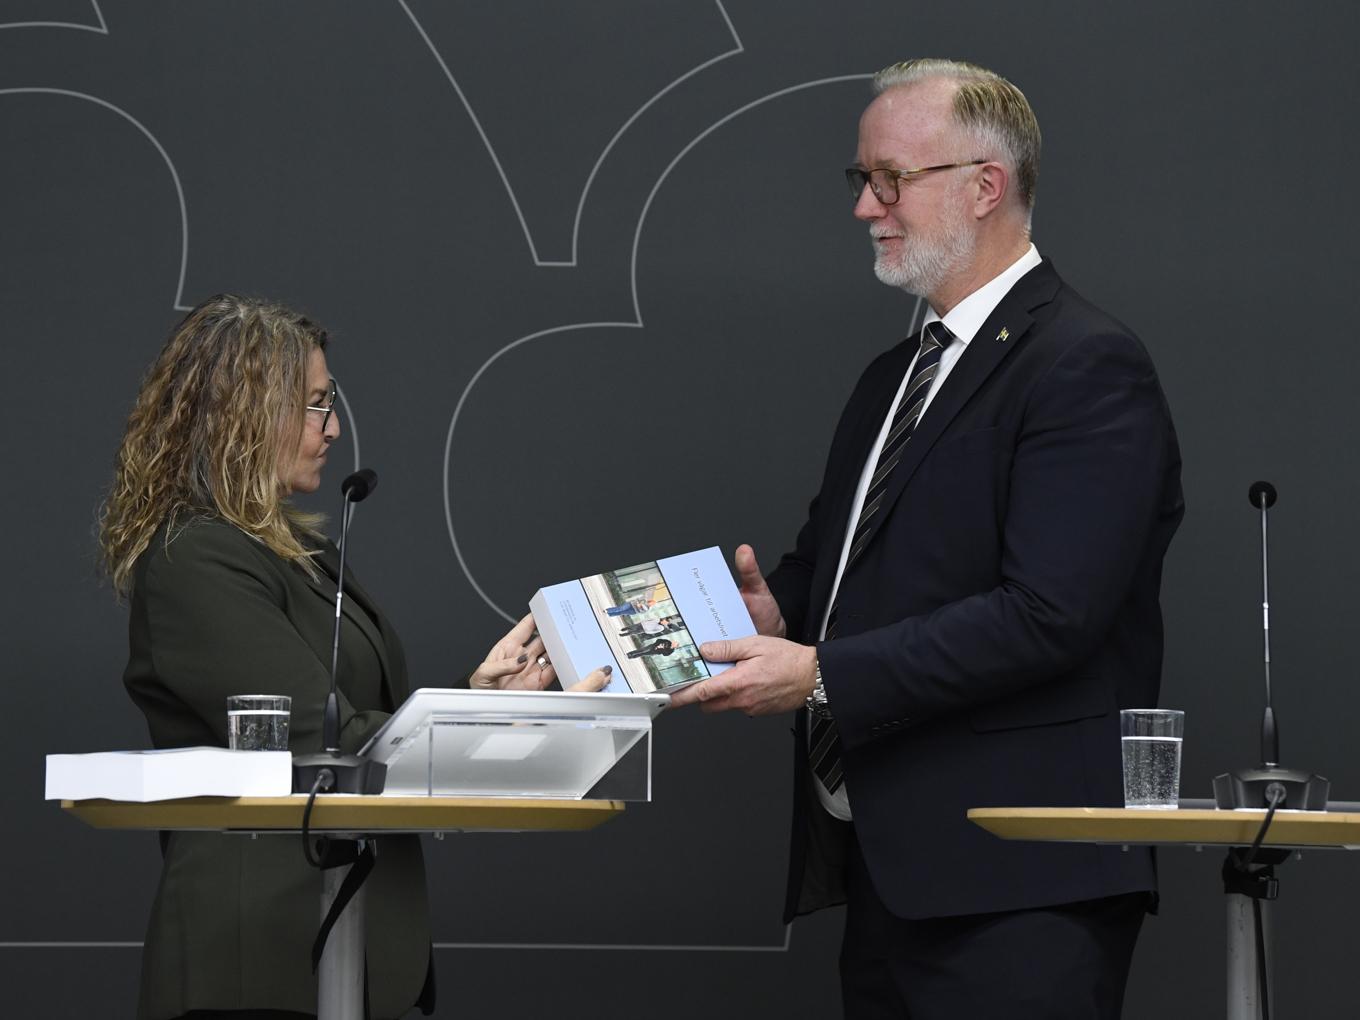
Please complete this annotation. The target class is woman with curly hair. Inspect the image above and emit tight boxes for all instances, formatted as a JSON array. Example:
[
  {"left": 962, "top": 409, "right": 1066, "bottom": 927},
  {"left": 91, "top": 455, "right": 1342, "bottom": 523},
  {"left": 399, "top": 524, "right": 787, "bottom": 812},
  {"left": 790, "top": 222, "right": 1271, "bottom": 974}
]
[{"left": 100, "top": 294, "right": 605, "bottom": 1020}]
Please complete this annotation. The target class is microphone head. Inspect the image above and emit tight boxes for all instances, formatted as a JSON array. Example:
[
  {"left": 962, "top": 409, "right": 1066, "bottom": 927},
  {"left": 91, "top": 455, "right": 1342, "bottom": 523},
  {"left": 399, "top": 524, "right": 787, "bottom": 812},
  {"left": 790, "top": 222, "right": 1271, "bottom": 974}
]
[
  {"left": 1247, "top": 480, "right": 1277, "bottom": 510},
  {"left": 341, "top": 468, "right": 378, "bottom": 503}
]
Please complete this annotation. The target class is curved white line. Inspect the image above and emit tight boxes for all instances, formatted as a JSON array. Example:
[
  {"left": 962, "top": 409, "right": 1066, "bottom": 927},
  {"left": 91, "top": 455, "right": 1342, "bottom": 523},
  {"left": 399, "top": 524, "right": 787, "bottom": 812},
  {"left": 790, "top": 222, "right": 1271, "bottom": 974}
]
[
  {"left": 0, "top": 87, "right": 190, "bottom": 310},
  {"left": 447, "top": 76, "right": 873, "bottom": 618},
  {"left": 399, "top": 0, "right": 743, "bottom": 268},
  {"left": 443, "top": 320, "right": 641, "bottom": 622},
  {"left": 567, "top": 2, "right": 742, "bottom": 265},
  {"left": 0, "top": 925, "right": 794, "bottom": 953},
  {"left": 630, "top": 74, "right": 873, "bottom": 322},
  {"left": 334, "top": 382, "right": 362, "bottom": 473},
  {"left": 0, "top": 0, "right": 107, "bottom": 33},
  {"left": 397, "top": 0, "right": 544, "bottom": 263}
]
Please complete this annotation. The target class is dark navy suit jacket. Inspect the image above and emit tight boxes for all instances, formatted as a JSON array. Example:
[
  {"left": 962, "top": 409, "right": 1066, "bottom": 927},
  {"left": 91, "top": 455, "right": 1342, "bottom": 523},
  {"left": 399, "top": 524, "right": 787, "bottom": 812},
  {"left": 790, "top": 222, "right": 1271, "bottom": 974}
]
[{"left": 768, "top": 259, "right": 1184, "bottom": 922}]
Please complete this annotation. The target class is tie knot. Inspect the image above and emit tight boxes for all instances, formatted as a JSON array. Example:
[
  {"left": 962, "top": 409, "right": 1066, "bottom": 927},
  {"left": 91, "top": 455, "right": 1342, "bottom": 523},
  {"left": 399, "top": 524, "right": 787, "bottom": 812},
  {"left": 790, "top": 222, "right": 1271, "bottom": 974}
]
[{"left": 921, "top": 320, "right": 952, "bottom": 354}]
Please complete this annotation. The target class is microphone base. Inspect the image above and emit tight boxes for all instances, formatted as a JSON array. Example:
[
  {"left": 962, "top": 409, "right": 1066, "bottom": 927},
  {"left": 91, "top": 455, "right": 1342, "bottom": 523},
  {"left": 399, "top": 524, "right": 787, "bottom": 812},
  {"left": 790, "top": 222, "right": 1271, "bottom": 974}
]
[
  {"left": 1213, "top": 765, "right": 1329, "bottom": 811},
  {"left": 292, "top": 752, "right": 387, "bottom": 795}
]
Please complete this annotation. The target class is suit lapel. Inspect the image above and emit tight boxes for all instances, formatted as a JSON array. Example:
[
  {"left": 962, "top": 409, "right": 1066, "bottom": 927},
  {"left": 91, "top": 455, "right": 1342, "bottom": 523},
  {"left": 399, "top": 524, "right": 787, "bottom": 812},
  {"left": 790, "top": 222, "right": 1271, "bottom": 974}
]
[
  {"left": 303, "top": 543, "right": 398, "bottom": 707},
  {"left": 846, "top": 261, "right": 1062, "bottom": 573},
  {"left": 805, "top": 337, "right": 920, "bottom": 634}
]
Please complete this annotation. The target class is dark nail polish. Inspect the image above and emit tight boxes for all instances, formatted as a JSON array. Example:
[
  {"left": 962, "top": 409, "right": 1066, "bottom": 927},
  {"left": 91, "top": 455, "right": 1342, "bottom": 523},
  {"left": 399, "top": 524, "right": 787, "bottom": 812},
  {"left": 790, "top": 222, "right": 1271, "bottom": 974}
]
[
  {"left": 603, "top": 665, "right": 613, "bottom": 675},
  {"left": 517, "top": 654, "right": 528, "bottom": 664}
]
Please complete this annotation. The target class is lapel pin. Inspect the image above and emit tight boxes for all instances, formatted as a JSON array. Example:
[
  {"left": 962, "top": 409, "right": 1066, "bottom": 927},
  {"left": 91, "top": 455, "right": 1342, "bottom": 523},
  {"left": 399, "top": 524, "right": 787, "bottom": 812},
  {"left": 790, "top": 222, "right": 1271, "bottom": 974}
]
[{"left": 996, "top": 327, "right": 1010, "bottom": 343}]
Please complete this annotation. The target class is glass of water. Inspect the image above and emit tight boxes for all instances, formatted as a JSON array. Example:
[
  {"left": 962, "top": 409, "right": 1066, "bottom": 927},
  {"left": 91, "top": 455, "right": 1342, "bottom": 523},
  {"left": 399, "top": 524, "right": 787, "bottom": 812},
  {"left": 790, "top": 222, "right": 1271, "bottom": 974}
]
[
  {"left": 1120, "top": 709, "right": 1184, "bottom": 809},
  {"left": 227, "top": 695, "right": 291, "bottom": 751}
]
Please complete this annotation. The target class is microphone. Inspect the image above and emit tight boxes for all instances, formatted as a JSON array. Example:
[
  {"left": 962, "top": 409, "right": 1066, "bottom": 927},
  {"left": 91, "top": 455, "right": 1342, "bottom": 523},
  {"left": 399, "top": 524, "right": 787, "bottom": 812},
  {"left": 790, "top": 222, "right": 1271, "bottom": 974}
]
[
  {"left": 292, "top": 469, "right": 388, "bottom": 796},
  {"left": 341, "top": 468, "right": 377, "bottom": 502},
  {"left": 1212, "top": 481, "right": 1328, "bottom": 810}
]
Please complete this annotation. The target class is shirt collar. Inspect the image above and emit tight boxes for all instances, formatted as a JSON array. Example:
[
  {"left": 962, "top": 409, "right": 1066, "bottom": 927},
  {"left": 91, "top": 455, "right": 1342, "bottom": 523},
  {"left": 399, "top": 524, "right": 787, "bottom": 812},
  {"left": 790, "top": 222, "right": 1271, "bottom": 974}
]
[{"left": 921, "top": 243, "right": 1042, "bottom": 346}]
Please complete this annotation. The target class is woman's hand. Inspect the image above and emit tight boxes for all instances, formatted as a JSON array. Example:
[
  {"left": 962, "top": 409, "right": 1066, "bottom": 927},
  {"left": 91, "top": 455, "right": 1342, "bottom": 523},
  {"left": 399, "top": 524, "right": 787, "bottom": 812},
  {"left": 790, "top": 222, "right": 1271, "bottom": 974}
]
[
  {"left": 468, "top": 613, "right": 614, "bottom": 692},
  {"left": 566, "top": 665, "right": 613, "bottom": 692}
]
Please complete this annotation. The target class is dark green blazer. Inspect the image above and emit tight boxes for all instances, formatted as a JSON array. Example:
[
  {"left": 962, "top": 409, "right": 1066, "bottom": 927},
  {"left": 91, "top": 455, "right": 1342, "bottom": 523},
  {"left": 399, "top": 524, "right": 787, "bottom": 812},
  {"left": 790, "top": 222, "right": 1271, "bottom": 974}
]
[{"left": 123, "top": 515, "right": 430, "bottom": 1019}]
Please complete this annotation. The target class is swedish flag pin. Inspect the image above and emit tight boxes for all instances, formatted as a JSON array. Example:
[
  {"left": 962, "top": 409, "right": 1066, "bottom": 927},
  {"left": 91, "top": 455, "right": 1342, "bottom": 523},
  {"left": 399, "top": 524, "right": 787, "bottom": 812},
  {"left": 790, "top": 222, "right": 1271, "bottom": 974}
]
[{"left": 996, "top": 327, "right": 1010, "bottom": 342}]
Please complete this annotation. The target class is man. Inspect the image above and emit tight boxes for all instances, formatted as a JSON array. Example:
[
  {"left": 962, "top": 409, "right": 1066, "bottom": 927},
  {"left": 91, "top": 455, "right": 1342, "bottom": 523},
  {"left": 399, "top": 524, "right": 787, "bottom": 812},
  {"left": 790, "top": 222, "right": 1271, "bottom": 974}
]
[{"left": 670, "top": 59, "right": 1183, "bottom": 1018}]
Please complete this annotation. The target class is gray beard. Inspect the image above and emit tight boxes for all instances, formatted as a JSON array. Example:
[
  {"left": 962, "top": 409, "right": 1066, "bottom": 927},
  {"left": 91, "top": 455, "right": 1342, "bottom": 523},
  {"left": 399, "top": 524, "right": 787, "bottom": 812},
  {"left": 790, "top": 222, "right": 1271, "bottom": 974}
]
[{"left": 871, "top": 212, "right": 975, "bottom": 297}]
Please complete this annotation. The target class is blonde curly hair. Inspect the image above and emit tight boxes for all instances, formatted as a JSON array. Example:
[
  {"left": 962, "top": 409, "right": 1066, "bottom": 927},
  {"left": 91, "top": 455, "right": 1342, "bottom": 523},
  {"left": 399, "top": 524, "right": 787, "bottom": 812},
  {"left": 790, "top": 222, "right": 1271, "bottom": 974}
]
[{"left": 99, "top": 294, "right": 330, "bottom": 595}]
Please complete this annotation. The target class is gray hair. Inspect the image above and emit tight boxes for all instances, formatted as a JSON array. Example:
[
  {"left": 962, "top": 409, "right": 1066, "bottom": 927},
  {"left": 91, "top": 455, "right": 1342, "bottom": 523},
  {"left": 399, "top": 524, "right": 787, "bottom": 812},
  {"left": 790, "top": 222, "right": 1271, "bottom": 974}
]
[{"left": 873, "top": 58, "right": 1040, "bottom": 212}]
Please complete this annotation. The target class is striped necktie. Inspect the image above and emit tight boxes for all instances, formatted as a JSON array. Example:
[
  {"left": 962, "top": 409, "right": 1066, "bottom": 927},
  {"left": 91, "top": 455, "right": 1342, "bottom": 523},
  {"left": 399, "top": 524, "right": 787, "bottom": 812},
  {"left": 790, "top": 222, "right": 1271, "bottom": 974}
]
[{"left": 810, "top": 320, "right": 953, "bottom": 795}]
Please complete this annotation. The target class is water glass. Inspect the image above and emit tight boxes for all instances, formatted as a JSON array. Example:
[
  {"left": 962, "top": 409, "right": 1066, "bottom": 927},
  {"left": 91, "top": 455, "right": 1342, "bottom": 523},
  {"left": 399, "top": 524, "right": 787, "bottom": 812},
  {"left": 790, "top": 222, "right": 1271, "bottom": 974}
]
[
  {"left": 227, "top": 694, "right": 291, "bottom": 751},
  {"left": 1120, "top": 709, "right": 1183, "bottom": 809}
]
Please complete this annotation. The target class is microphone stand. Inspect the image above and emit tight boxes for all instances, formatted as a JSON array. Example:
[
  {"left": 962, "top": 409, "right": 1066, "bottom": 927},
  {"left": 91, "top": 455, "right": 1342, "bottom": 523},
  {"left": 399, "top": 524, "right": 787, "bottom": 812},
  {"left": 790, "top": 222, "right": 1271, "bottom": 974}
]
[
  {"left": 1212, "top": 481, "right": 1328, "bottom": 811},
  {"left": 1209, "top": 482, "right": 1328, "bottom": 1020},
  {"left": 292, "top": 471, "right": 387, "bottom": 797}
]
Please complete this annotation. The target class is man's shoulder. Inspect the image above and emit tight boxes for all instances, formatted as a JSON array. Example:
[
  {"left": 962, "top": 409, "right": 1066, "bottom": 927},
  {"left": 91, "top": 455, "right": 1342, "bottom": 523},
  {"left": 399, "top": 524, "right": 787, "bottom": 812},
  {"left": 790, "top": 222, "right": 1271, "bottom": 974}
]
[
  {"left": 1001, "top": 269, "right": 1156, "bottom": 377},
  {"left": 1028, "top": 266, "right": 1141, "bottom": 342}
]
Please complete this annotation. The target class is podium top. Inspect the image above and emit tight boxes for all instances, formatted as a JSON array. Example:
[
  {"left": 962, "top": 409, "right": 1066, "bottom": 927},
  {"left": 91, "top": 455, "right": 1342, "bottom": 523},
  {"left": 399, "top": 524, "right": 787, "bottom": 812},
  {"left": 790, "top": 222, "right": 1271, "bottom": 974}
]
[
  {"left": 63, "top": 795, "right": 624, "bottom": 834},
  {"left": 968, "top": 806, "right": 1360, "bottom": 850}
]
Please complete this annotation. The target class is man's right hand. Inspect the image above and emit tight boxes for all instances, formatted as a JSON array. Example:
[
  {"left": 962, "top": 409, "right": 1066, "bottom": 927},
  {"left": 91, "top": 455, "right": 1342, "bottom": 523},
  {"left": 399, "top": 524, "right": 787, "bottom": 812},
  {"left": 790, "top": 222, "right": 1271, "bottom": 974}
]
[{"left": 735, "top": 544, "right": 786, "bottom": 639}]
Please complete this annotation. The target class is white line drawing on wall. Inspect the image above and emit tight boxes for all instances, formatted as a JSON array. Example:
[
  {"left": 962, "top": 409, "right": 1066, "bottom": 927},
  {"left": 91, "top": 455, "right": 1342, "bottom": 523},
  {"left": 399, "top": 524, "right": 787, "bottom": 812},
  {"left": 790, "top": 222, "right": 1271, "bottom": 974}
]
[
  {"left": 0, "top": 925, "right": 793, "bottom": 953},
  {"left": 432, "top": 924, "right": 793, "bottom": 952},
  {"left": 444, "top": 74, "right": 877, "bottom": 629},
  {"left": 0, "top": 88, "right": 190, "bottom": 310},
  {"left": 399, "top": 0, "right": 743, "bottom": 268},
  {"left": 0, "top": 87, "right": 363, "bottom": 478},
  {"left": 437, "top": 77, "right": 879, "bottom": 955},
  {"left": 335, "top": 383, "right": 362, "bottom": 478},
  {"left": 0, "top": 0, "right": 106, "bottom": 33}
]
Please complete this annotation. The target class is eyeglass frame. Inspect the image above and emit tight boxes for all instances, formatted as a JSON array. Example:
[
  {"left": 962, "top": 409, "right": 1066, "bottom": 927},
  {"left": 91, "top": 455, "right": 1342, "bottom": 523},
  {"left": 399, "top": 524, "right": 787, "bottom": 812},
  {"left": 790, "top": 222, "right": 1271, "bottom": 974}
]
[
  {"left": 845, "top": 160, "right": 988, "bottom": 206},
  {"left": 305, "top": 379, "right": 338, "bottom": 432}
]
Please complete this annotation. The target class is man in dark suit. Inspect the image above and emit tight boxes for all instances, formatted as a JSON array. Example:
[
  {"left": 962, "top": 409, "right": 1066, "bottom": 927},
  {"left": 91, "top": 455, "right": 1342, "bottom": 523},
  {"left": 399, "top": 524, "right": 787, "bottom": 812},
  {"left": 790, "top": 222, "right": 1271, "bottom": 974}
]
[{"left": 671, "top": 58, "right": 1183, "bottom": 1018}]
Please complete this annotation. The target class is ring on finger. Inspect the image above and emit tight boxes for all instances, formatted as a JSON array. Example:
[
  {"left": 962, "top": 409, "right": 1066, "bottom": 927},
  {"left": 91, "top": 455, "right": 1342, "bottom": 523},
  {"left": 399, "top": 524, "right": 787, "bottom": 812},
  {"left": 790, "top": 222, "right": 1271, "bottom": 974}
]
[{"left": 536, "top": 655, "right": 549, "bottom": 669}]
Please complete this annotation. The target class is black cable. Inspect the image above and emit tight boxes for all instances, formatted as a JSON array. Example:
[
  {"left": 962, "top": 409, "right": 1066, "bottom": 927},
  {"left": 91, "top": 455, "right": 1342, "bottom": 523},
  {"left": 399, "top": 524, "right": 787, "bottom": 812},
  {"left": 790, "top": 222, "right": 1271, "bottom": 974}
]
[
  {"left": 1242, "top": 784, "right": 1285, "bottom": 868},
  {"left": 1239, "top": 783, "right": 1286, "bottom": 1018},
  {"left": 302, "top": 768, "right": 335, "bottom": 868}
]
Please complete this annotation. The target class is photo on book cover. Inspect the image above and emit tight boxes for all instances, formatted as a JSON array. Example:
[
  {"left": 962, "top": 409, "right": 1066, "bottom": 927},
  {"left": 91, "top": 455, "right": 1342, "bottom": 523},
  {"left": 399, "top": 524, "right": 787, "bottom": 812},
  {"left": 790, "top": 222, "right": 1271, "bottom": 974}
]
[{"left": 579, "top": 560, "right": 710, "bottom": 693}]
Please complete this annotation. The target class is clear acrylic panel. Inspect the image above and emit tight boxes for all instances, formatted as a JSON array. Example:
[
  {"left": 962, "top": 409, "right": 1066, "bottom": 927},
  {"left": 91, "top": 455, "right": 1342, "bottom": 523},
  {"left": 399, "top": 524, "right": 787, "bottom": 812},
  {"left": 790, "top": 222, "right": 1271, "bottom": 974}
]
[{"left": 380, "top": 710, "right": 653, "bottom": 800}]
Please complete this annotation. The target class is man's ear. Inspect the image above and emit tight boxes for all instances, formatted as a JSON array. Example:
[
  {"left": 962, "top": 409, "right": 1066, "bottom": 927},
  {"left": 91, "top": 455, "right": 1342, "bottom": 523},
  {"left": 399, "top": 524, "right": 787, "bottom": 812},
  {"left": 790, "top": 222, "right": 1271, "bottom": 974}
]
[{"left": 972, "top": 161, "right": 1010, "bottom": 219}]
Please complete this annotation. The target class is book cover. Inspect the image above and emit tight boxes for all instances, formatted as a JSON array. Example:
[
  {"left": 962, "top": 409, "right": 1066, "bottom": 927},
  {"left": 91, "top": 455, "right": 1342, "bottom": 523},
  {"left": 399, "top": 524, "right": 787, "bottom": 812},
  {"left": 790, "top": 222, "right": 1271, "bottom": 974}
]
[{"left": 529, "top": 546, "right": 755, "bottom": 694}]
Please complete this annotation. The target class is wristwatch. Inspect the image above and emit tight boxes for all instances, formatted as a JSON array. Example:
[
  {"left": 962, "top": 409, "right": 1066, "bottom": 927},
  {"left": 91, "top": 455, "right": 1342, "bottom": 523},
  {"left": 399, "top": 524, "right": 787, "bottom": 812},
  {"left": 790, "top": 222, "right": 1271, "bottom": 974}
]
[{"left": 805, "top": 657, "right": 832, "bottom": 719}]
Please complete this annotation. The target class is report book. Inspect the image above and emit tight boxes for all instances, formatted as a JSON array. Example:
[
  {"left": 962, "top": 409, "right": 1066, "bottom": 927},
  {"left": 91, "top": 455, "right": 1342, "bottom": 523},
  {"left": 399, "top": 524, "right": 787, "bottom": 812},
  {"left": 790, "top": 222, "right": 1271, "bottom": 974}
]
[
  {"left": 529, "top": 546, "right": 756, "bottom": 694},
  {"left": 44, "top": 747, "right": 293, "bottom": 802}
]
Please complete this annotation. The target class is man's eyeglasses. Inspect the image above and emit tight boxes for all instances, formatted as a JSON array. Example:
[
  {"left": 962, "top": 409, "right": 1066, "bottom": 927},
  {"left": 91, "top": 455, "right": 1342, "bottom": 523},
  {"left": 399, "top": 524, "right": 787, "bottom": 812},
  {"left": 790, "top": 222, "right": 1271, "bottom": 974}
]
[
  {"left": 305, "top": 379, "right": 338, "bottom": 432},
  {"left": 845, "top": 161, "right": 987, "bottom": 206}
]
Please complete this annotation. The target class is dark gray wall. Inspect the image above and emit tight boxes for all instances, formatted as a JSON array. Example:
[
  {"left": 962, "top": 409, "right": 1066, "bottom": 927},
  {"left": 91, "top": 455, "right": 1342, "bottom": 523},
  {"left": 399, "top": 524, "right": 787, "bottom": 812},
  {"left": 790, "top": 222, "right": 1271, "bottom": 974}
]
[{"left": 4, "top": 1, "right": 1360, "bottom": 1016}]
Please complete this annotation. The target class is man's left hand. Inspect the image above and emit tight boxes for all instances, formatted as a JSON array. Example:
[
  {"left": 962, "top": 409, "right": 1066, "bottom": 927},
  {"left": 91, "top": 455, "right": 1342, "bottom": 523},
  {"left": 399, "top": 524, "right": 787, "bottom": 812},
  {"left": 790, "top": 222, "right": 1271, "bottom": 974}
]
[{"left": 668, "top": 636, "right": 817, "bottom": 715}]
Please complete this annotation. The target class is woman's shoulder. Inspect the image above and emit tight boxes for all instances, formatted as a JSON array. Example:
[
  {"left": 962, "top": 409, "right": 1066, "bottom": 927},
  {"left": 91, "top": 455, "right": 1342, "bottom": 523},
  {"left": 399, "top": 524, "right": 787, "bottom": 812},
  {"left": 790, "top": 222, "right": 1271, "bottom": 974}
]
[{"left": 139, "top": 513, "right": 287, "bottom": 586}]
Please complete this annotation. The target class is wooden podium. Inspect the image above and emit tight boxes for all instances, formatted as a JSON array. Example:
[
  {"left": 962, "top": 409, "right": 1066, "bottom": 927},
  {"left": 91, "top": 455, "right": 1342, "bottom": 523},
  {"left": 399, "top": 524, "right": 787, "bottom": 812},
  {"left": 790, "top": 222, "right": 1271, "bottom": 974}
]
[
  {"left": 969, "top": 805, "right": 1360, "bottom": 1019},
  {"left": 64, "top": 795, "right": 624, "bottom": 1020},
  {"left": 63, "top": 794, "right": 623, "bottom": 834}
]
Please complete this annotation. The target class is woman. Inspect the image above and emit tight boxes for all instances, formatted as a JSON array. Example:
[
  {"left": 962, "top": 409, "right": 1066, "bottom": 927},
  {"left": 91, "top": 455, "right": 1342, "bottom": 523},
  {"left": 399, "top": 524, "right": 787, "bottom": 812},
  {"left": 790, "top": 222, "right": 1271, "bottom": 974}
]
[{"left": 99, "top": 295, "right": 604, "bottom": 1020}]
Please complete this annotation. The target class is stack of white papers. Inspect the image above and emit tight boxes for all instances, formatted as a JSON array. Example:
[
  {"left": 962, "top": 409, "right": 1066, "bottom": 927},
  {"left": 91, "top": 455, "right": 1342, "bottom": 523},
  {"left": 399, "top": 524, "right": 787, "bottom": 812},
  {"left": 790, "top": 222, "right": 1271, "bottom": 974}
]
[{"left": 45, "top": 747, "right": 292, "bottom": 802}]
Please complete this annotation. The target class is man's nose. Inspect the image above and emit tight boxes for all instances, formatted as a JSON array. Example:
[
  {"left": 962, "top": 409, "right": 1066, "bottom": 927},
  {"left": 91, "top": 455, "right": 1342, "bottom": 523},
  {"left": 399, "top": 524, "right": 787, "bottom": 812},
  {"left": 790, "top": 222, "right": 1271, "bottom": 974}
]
[{"left": 852, "top": 183, "right": 887, "bottom": 221}]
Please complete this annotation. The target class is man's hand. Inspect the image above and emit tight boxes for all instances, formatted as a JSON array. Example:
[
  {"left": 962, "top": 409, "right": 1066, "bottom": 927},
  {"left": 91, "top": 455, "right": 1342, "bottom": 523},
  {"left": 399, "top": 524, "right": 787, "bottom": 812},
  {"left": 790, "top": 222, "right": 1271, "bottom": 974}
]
[
  {"left": 668, "top": 636, "right": 816, "bottom": 716},
  {"left": 734, "top": 544, "right": 786, "bottom": 639}
]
